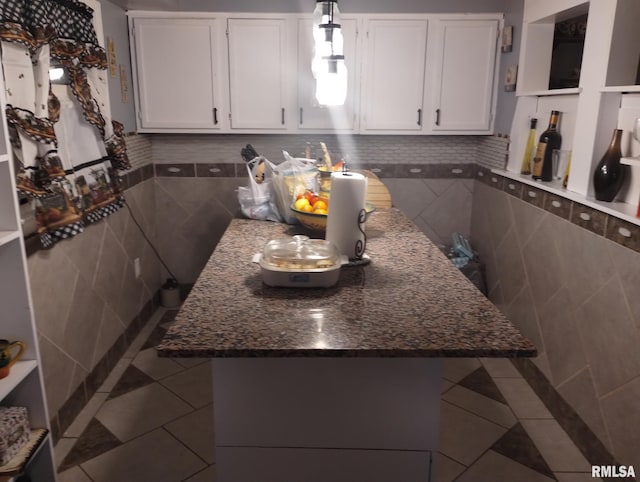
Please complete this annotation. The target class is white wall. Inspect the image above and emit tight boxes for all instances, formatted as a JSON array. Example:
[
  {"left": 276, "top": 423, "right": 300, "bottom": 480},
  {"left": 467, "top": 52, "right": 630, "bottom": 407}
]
[{"left": 100, "top": 0, "right": 137, "bottom": 132}]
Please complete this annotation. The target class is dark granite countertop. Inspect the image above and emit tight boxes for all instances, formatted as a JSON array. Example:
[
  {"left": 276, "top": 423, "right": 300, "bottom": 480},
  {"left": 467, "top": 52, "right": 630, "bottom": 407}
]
[{"left": 157, "top": 208, "right": 537, "bottom": 358}]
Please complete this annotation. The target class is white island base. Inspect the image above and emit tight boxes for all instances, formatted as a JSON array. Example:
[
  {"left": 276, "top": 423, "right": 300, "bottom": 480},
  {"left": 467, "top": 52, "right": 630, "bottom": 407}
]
[{"left": 212, "top": 357, "right": 442, "bottom": 482}]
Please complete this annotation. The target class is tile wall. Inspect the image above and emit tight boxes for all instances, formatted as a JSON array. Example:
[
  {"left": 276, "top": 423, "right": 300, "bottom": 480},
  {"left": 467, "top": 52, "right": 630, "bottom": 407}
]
[
  {"left": 26, "top": 140, "right": 163, "bottom": 442},
  {"left": 471, "top": 169, "right": 640, "bottom": 471},
  {"left": 150, "top": 133, "right": 481, "bottom": 282}
]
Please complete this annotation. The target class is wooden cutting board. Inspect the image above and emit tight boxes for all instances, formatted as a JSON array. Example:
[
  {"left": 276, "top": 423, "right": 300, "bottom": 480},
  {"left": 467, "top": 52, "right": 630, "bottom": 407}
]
[{"left": 356, "top": 170, "right": 393, "bottom": 209}]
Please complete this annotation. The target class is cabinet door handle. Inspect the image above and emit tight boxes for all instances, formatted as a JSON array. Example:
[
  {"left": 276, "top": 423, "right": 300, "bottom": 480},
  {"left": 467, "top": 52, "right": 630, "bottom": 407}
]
[
  {"left": 281, "top": 108, "right": 285, "bottom": 125},
  {"left": 299, "top": 107, "right": 303, "bottom": 125},
  {"left": 435, "top": 108, "right": 440, "bottom": 126},
  {"left": 213, "top": 107, "right": 218, "bottom": 125},
  {"left": 417, "top": 108, "right": 422, "bottom": 126}
]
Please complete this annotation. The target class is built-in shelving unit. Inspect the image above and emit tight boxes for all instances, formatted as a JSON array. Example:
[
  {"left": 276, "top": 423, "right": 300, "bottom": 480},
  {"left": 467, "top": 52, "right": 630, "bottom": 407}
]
[
  {"left": 0, "top": 45, "right": 57, "bottom": 481},
  {"left": 496, "top": 168, "right": 640, "bottom": 226},
  {"left": 507, "top": 0, "right": 640, "bottom": 222}
]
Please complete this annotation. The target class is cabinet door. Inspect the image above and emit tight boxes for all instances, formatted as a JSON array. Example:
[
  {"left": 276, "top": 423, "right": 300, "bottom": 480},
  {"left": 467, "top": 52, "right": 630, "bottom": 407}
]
[
  {"left": 431, "top": 19, "right": 498, "bottom": 132},
  {"left": 361, "top": 20, "right": 428, "bottom": 131},
  {"left": 297, "top": 18, "right": 358, "bottom": 131},
  {"left": 132, "top": 18, "right": 221, "bottom": 130},
  {"left": 227, "top": 18, "right": 288, "bottom": 130}
]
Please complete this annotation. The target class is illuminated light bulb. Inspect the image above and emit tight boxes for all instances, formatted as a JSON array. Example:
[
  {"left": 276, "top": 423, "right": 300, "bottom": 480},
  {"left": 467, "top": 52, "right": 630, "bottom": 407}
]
[{"left": 315, "top": 57, "right": 347, "bottom": 106}]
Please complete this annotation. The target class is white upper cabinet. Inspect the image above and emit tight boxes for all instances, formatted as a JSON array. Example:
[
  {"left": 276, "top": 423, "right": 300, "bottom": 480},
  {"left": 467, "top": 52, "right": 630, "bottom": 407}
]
[
  {"left": 360, "top": 19, "right": 428, "bottom": 132},
  {"left": 127, "top": 12, "right": 501, "bottom": 135},
  {"left": 227, "top": 18, "right": 290, "bottom": 130},
  {"left": 131, "top": 17, "right": 224, "bottom": 131},
  {"left": 297, "top": 17, "right": 359, "bottom": 131},
  {"left": 430, "top": 19, "right": 499, "bottom": 132}
]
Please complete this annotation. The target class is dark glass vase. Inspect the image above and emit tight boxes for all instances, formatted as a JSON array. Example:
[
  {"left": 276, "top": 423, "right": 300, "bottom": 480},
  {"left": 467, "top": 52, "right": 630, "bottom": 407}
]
[{"left": 593, "top": 129, "right": 626, "bottom": 202}]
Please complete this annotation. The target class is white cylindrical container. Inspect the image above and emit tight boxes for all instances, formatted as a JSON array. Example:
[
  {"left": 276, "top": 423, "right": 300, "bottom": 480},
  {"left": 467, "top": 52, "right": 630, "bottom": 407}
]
[
  {"left": 161, "top": 279, "right": 181, "bottom": 308},
  {"left": 325, "top": 171, "right": 367, "bottom": 260}
]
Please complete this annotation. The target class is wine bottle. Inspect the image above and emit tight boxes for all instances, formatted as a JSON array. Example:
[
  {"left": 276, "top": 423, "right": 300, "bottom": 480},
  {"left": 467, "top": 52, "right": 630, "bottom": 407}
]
[
  {"left": 532, "top": 111, "right": 562, "bottom": 181},
  {"left": 593, "top": 128, "right": 626, "bottom": 202},
  {"left": 520, "top": 118, "right": 537, "bottom": 175}
]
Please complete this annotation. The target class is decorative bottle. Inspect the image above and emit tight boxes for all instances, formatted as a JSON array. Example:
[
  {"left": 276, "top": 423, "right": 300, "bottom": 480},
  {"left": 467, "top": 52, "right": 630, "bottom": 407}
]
[
  {"left": 520, "top": 118, "right": 537, "bottom": 175},
  {"left": 532, "top": 111, "right": 562, "bottom": 181},
  {"left": 593, "top": 128, "right": 626, "bottom": 202}
]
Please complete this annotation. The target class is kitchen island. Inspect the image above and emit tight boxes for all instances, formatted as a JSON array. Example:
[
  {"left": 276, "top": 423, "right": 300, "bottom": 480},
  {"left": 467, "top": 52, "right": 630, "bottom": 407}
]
[{"left": 157, "top": 208, "right": 536, "bottom": 482}]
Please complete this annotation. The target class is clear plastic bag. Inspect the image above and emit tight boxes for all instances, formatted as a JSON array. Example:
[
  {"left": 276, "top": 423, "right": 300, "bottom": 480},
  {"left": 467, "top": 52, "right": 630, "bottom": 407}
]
[
  {"left": 237, "top": 156, "right": 282, "bottom": 222},
  {"left": 272, "top": 151, "right": 318, "bottom": 224}
]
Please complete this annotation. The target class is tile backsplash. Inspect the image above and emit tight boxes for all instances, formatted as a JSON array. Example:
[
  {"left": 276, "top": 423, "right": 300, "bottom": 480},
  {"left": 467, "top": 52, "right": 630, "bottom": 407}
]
[{"left": 148, "top": 133, "right": 481, "bottom": 166}]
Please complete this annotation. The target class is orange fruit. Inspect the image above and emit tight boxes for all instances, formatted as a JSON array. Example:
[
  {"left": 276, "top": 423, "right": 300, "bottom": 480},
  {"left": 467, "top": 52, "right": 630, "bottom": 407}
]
[
  {"left": 312, "top": 199, "right": 327, "bottom": 211},
  {"left": 314, "top": 208, "right": 328, "bottom": 215}
]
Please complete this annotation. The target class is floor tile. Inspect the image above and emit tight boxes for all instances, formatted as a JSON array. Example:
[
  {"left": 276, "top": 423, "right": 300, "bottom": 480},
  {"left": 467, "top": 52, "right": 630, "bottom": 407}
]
[
  {"left": 456, "top": 450, "right": 556, "bottom": 482},
  {"left": 457, "top": 366, "right": 508, "bottom": 404},
  {"left": 160, "top": 360, "right": 213, "bottom": 408},
  {"left": 435, "top": 452, "right": 466, "bottom": 482},
  {"left": 439, "top": 400, "right": 508, "bottom": 466},
  {"left": 442, "top": 385, "right": 516, "bottom": 428},
  {"left": 123, "top": 308, "right": 166, "bottom": 359},
  {"left": 174, "top": 357, "right": 210, "bottom": 369},
  {"left": 493, "top": 377, "right": 553, "bottom": 419},
  {"left": 64, "top": 392, "right": 109, "bottom": 437},
  {"left": 95, "top": 382, "right": 193, "bottom": 442},
  {"left": 107, "top": 364, "right": 155, "bottom": 400},
  {"left": 184, "top": 464, "right": 217, "bottom": 482},
  {"left": 57, "top": 465, "right": 93, "bottom": 482},
  {"left": 491, "top": 423, "right": 554, "bottom": 478},
  {"left": 442, "top": 358, "right": 482, "bottom": 383},
  {"left": 131, "top": 346, "right": 185, "bottom": 380},
  {"left": 442, "top": 378, "right": 454, "bottom": 393},
  {"left": 59, "top": 418, "right": 121, "bottom": 471},
  {"left": 80, "top": 428, "right": 206, "bottom": 482},
  {"left": 555, "top": 473, "right": 603, "bottom": 482},
  {"left": 165, "top": 404, "right": 215, "bottom": 464},
  {"left": 97, "top": 356, "right": 131, "bottom": 393},
  {"left": 140, "top": 323, "right": 169, "bottom": 350},
  {"left": 159, "top": 309, "right": 180, "bottom": 327},
  {"left": 521, "top": 419, "right": 592, "bottom": 472},
  {"left": 480, "top": 357, "right": 522, "bottom": 378}
]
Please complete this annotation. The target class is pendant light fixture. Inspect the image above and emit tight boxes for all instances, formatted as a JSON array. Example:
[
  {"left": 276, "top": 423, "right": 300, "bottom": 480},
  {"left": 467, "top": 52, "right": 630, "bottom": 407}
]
[{"left": 312, "top": 0, "right": 347, "bottom": 106}]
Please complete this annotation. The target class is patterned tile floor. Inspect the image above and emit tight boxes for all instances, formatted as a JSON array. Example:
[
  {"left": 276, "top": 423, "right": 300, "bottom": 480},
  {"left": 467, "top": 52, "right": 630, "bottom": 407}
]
[{"left": 54, "top": 308, "right": 600, "bottom": 482}]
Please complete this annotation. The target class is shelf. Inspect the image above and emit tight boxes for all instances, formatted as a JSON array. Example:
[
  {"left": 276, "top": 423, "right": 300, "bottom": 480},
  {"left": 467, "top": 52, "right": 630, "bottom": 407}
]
[
  {"left": 621, "top": 156, "right": 640, "bottom": 167},
  {"left": 0, "top": 428, "right": 49, "bottom": 480},
  {"left": 0, "top": 154, "right": 8, "bottom": 163},
  {"left": 0, "top": 231, "right": 20, "bottom": 248},
  {"left": 602, "top": 85, "right": 640, "bottom": 93},
  {"left": 0, "top": 361, "right": 38, "bottom": 401},
  {"left": 516, "top": 87, "right": 581, "bottom": 97},
  {"left": 495, "top": 169, "right": 640, "bottom": 226}
]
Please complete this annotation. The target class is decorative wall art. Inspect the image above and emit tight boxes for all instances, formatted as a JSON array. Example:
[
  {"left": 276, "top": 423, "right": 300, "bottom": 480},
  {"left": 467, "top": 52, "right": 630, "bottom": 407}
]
[
  {"left": 502, "top": 25, "right": 513, "bottom": 53},
  {"left": 0, "top": 0, "right": 131, "bottom": 247},
  {"left": 505, "top": 64, "right": 518, "bottom": 92}
]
